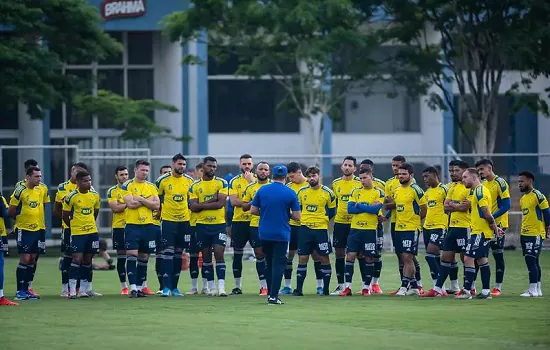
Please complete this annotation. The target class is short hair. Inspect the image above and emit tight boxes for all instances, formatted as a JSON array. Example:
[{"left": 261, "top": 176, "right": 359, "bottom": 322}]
[
  {"left": 115, "top": 166, "right": 127, "bottom": 174},
  {"left": 360, "top": 159, "right": 374, "bottom": 166},
  {"left": 519, "top": 171, "right": 535, "bottom": 181},
  {"left": 240, "top": 154, "right": 252, "bottom": 160},
  {"left": 135, "top": 159, "right": 150, "bottom": 168},
  {"left": 398, "top": 163, "right": 414, "bottom": 174},
  {"left": 26, "top": 166, "right": 41, "bottom": 176},
  {"left": 257, "top": 161, "right": 269, "bottom": 167},
  {"left": 305, "top": 166, "right": 320, "bottom": 176},
  {"left": 287, "top": 162, "right": 302, "bottom": 173},
  {"left": 24, "top": 159, "right": 38, "bottom": 170},
  {"left": 464, "top": 168, "right": 480, "bottom": 177},
  {"left": 392, "top": 155, "right": 406, "bottom": 163},
  {"left": 422, "top": 166, "right": 439, "bottom": 176},
  {"left": 76, "top": 170, "right": 90, "bottom": 180},
  {"left": 172, "top": 153, "right": 186, "bottom": 163},
  {"left": 449, "top": 160, "right": 469, "bottom": 169},
  {"left": 203, "top": 156, "right": 217, "bottom": 164},
  {"left": 475, "top": 159, "right": 493, "bottom": 168},
  {"left": 72, "top": 162, "right": 88, "bottom": 170},
  {"left": 342, "top": 156, "right": 357, "bottom": 166},
  {"left": 195, "top": 162, "right": 204, "bottom": 170},
  {"left": 160, "top": 165, "right": 171, "bottom": 174},
  {"left": 359, "top": 167, "right": 372, "bottom": 175}
]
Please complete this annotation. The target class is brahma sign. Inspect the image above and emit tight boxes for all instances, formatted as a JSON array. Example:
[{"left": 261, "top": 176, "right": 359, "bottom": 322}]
[{"left": 101, "top": 0, "right": 146, "bottom": 20}]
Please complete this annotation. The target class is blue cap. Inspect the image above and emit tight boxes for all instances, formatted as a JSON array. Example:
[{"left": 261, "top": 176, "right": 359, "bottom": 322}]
[{"left": 272, "top": 165, "right": 288, "bottom": 177}]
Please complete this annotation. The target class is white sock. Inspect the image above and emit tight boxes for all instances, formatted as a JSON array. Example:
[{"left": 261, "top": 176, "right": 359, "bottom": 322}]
[
  {"left": 142, "top": 280, "right": 148, "bottom": 288},
  {"left": 260, "top": 279, "right": 267, "bottom": 288},
  {"left": 80, "top": 280, "right": 89, "bottom": 293},
  {"left": 62, "top": 284, "right": 68, "bottom": 293},
  {"left": 130, "top": 284, "right": 137, "bottom": 291},
  {"left": 191, "top": 278, "right": 198, "bottom": 290},
  {"left": 316, "top": 279, "right": 323, "bottom": 288},
  {"left": 208, "top": 280, "right": 215, "bottom": 290},
  {"left": 529, "top": 283, "right": 538, "bottom": 294},
  {"left": 451, "top": 280, "right": 459, "bottom": 290},
  {"left": 0, "top": 289, "right": 4, "bottom": 298},
  {"left": 28, "top": 281, "right": 32, "bottom": 289},
  {"left": 121, "top": 282, "right": 127, "bottom": 289},
  {"left": 69, "top": 279, "right": 77, "bottom": 295},
  {"left": 372, "top": 277, "right": 379, "bottom": 285},
  {"left": 235, "top": 277, "right": 242, "bottom": 289},
  {"left": 87, "top": 282, "right": 93, "bottom": 291},
  {"left": 137, "top": 284, "right": 143, "bottom": 291},
  {"left": 481, "top": 288, "right": 490, "bottom": 295},
  {"left": 417, "top": 280, "right": 423, "bottom": 287},
  {"left": 471, "top": 281, "right": 477, "bottom": 290},
  {"left": 202, "top": 278, "right": 208, "bottom": 289},
  {"left": 284, "top": 279, "right": 292, "bottom": 288},
  {"left": 345, "top": 282, "right": 351, "bottom": 289},
  {"left": 338, "top": 283, "right": 344, "bottom": 289},
  {"left": 495, "top": 282, "right": 502, "bottom": 290},
  {"left": 434, "top": 286, "right": 443, "bottom": 293},
  {"left": 218, "top": 279, "right": 225, "bottom": 290}
]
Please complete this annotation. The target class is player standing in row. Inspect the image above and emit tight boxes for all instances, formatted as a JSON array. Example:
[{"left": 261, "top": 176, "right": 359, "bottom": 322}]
[
  {"left": 107, "top": 166, "right": 129, "bottom": 295},
  {"left": 242, "top": 162, "right": 272, "bottom": 295},
  {"left": 156, "top": 154, "right": 195, "bottom": 297},
  {"left": 386, "top": 163, "right": 427, "bottom": 296},
  {"left": 62, "top": 171, "right": 102, "bottom": 298},
  {"left": 331, "top": 156, "right": 361, "bottom": 295},
  {"left": 189, "top": 157, "right": 229, "bottom": 296},
  {"left": 187, "top": 162, "right": 206, "bottom": 295},
  {"left": 122, "top": 160, "right": 160, "bottom": 298},
  {"left": 0, "top": 192, "right": 18, "bottom": 306},
  {"left": 518, "top": 171, "right": 549, "bottom": 297},
  {"left": 456, "top": 168, "right": 499, "bottom": 299},
  {"left": 153, "top": 165, "right": 171, "bottom": 295},
  {"left": 339, "top": 167, "right": 384, "bottom": 296},
  {"left": 228, "top": 154, "right": 255, "bottom": 295},
  {"left": 293, "top": 166, "right": 336, "bottom": 296},
  {"left": 475, "top": 159, "right": 511, "bottom": 296}
]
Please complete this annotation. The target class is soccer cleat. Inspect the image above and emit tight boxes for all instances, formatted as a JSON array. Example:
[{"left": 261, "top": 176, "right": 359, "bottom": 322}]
[
  {"left": 259, "top": 287, "right": 268, "bottom": 296},
  {"left": 338, "top": 287, "right": 352, "bottom": 297},
  {"left": 406, "top": 288, "right": 421, "bottom": 296},
  {"left": 171, "top": 288, "right": 184, "bottom": 297},
  {"left": 142, "top": 287, "right": 155, "bottom": 296},
  {"left": 292, "top": 289, "right": 304, "bottom": 296},
  {"left": 121, "top": 287, "right": 129, "bottom": 295},
  {"left": 389, "top": 287, "right": 401, "bottom": 295},
  {"left": 85, "top": 290, "right": 103, "bottom": 297},
  {"left": 316, "top": 287, "right": 323, "bottom": 295},
  {"left": 207, "top": 290, "right": 217, "bottom": 297},
  {"left": 0, "top": 296, "right": 19, "bottom": 306},
  {"left": 26, "top": 291, "right": 40, "bottom": 300},
  {"left": 280, "top": 287, "right": 293, "bottom": 295},
  {"left": 218, "top": 288, "right": 227, "bottom": 297},
  {"left": 68, "top": 294, "right": 78, "bottom": 300},
  {"left": 421, "top": 288, "right": 443, "bottom": 297},
  {"left": 129, "top": 290, "right": 139, "bottom": 298},
  {"left": 185, "top": 288, "right": 198, "bottom": 295},
  {"left": 161, "top": 287, "right": 172, "bottom": 297},
  {"left": 330, "top": 285, "right": 344, "bottom": 296},
  {"left": 361, "top": 288, "right": 372, "bottom": 296},
  {"left": 446, "top": 288, "right": 460, "bottom": 295},
  {"left": 395, "top": 287, "right": 408, "bottom": 296},
  {"left": 136, "top": 290, "right": 147, "bottom": 298},
  {"left": 455, "top": 289, "right": 472, "bottom": 299},
  {"left": 201, "top": 287, "right": 210, "bottom": 295},
  {"left": 490, "top": 288, "right": 502, "bottom": 296},
  {"left": 471, "top": 288, "right": 477, "bottom": 295},
  {"left": 520, "top": 290, "right": 537, "bottom": 297},
  {"left": 475, "top": 292, "right": 492, "bottom": 300},
  {"left": 156, "top": 290, "right": 163, "bottom": 295},
  {"left": 267, "top": 297, "right": 284, "bottom": 305},
  {"left": 440, "top": 290, "right": 448, "bottom": 296},
  {"left": 14, "top": 291, "right": 29, "bottom": 301},
  {"left": 418, "top": 286, "right": 424, "bottom": 295},
  {"left": 230, "top": 288, "right": 243, "bottom": 295},
  {"left": 60, "top": 291, "right": 69, "bottom": 298},
  {"left": 28, "top": 288, "right": 40, "bottom": 297},
  {"left": 371, "top": 284, "right": 383, "bottom": 294}
]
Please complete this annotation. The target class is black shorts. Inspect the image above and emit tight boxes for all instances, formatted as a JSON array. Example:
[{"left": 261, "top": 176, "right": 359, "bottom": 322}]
[
  {"left": 423, "top": 228, "right": 445, "bottom": 250},
  {"left": 298, "top": 226, "right": 331, "bottom": 256},
  {"left": 465, "top": 233, "right": 491, "bottom": 259},
  {"left": 112, "top": 228, "right": 125, "bottom": 251},
  {"left": 394, "top": 230, "right": 419, "bottom": 255},
  {"left": 289, "top": 225, "right": 300, "bottom": 251},
  {"left": 187, "top": 226, "right": 201, "bottom": 254},
  {"left": 61, "top": 228, "right": 72, "bottom": 254},
  {"left": 443, "top": 227, "right": 468, "bottom": 253},
  {"left": 490, "top": 228, "right": 506, "bottom": 253},
  {"left": 70, "top": 233, "right": 100, "bottom": 254},
  {"left": 521, "top": 235, "right": 542, "bottom": 257},
  {"left": 230, "top": 221, "right": 252, "bottom": 249},
  {"left": 347, "top": 228, "right": 377, "bottom": 257},
  {"left": 333, "top": 222, "right": 351, "bottom": 249}
]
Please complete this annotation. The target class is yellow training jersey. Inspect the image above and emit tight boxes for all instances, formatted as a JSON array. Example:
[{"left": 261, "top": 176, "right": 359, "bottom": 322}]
[
  {"left": 385, "top": 177, "right": 401, "bottom": 223},
  {"left": 15, "top": 180, "right": 49, "bottom": 230},
  {"left": 121, "top": 179, "right": 159, "bottom": 225},
  {"left": 107, "top": 185, "right": 126, "bottom": 229},
  {"left": 0, "top": 195, "right": 8, "bottom": 236},
  {"left": 446, "top": 182, "right": 471, "bottom": 228},
  {"left": 373, "top": 177, "right": 386, "bottom": 192},
  {"left": 520, "top": 189, "right": 549, "bottom": 237},
  {"left": 470, "top": 184, "right": 493, "bottom": 238},
  {"left": 63, "top": 189, "right": 100, "bottom": 235},
  {"left": 481, "top": 176, "right": 510, "bottom": 228},
  {"left": 424, "top": 183, "right": 449, "bottom": 230},
  {"left": 243, "top": 180, "right": 272, "bottom": 227},
  {"left": 332, "top": 176, "right": 361, "bottom": 224},
  {"left": 56, "top": 180, "right": 78, "bottom": 229},
  {"left": 9, "top": 184, "right": 44, "bottom": 232},
  {"left": 189, "top": 177, "right": 228, "bottom": 225},
  {"left": 394, "top": 183, "right": 427, "bottom": 232},
  {"left": 156, "top": 172, "right": 194, "bottom": 222},
  {"left": 229, "top": 174, "right": 255, "bottom": 222},
  {"left": 297, "top": 185, "right": 336, "bottom": 230},
  {"left": 350, "top": 187, "right": 385, "bottom": 230},
  {"left": 287, "top": 180, "right": 308, "bottom": 226}
]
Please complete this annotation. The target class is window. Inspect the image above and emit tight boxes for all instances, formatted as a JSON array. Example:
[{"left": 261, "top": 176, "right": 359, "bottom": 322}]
[
  {"left": 99, "top": 32, "right": 123, "bottom": 65},
  {"left": 66, "top": 70, "right": 93, "bottom": 128},
  {"left": 128, "top": 69, "right": 154, "bottom": 100},
  {"left": 0, "top": 138, "right": 18, "bottom": 192},
  {"left": 0, "top": 106, "right": 18, "bottom": 129},
  {"left": 51, "top": 103, "right": 63, "bottom": 129},
  {"left": 97, "top": 69, "right": 124, "bottom": 128},
  {"left": 127, "top": 32, "right": 153, "bottom": 65}
]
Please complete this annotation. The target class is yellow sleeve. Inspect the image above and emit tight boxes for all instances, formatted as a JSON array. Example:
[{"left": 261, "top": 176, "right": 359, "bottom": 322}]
[
  {"left": 414, "top": 186, "right": 427, "bottom": 206},
  {"left": 189, "top": 184, "right": 198, "bottom": 200},
  {"left": 55, "top": 188, "right": 65, "bottom": 203},
  {"left": 9, "top": 187, "right": 22, "bottom": 206},
  {"left": 497, "top": 178, "right": 511, "bottom": 200},
  {"left": 150, "top": 183, "right": 159, "bottom": 197},
  {"left": 156, "top": 179, "right": 165, "bottom": 196},
  {"left": 94, "top": 193, "right": 101, "bottom": 209},
  {"left": 384, "top": 182, "right": 392, "bottom": 197},
  {"left": 243, "top": 188, "right": 253, "bottom": 202},
  {"left": 62, "top": 196, "right": 72, "bottom": 211},
  {"left": 43, "top": 186, "right": 51, "bottom": 204},
  {"left": 477, "top": 188, "right": 490, "bottom": 208},
  {"left": 327, "top": 190, "right": 336, "bottom": 209},
  {"left": 537, "top": 193, "right": 549, "bottom": 211}
]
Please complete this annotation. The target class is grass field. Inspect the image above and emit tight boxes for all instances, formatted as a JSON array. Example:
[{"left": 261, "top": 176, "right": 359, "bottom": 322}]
[{"left": 2, "top": 251, "right": 550, "bottom": 350}]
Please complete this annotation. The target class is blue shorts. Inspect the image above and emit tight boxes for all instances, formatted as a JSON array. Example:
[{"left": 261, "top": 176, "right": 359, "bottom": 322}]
[
  {"left": 289, "top": 225, "right": 300, "bottom": 251},
  {"left": 333, "top": 223, "right": 351, "bottom": 249},
  {"left": 376, "top": 223, "right": 384, "bottom": 255},
  {"left": 298, "top": 226, "right": 332, "bottom": 256},
  {"left": 38, "top": 229, "right": 46, "bottom": 255},
  {"left": 153, "top": 224, "right": 162, "bottom": 253},
  {"left": 1, "top": 236, "right": 7, "bottom": 253},
  {"left": 16, "top": 229, "right": 41, "bottom": 254},
  {"left": 394, "top": 230, "right": 419, "bottom": 255},
  {"left": 196, "top": 223, "right": 227, "bottom": 249},
  {"left": 112, "top": 228, "right": 125, "bottom": 251},
  {"left": 162, "top": 220, "right": 192, "bottom": 250},
  {"left": 465, "top": 233, "right": 491, "bottom": 259},
  {"left": 230, "top": 221, "right": 252, "bottom": 249},
  {"left": 423, "top": 228, "right": 445, "bottom": 250},
  {"left": 443, "top": 227, "right": 468, "bottom": 252},
  {"left": 390, "top": 223, "right": 397, "bottom": 247},
  {"left": 125, "top": 224, "right": 157, "bottom": 254},
  {"left": 521, "top": 235, "right": 542, "bottom": 257},
  {"left": 61, "top": 228, "right": 72, "bottom": 253},
  {"left": 347, "top": 229, "right": 377, "bottom": 257},
  {"left": 187, "top": 226, "right": 201, "bottom": 253},
  {"left": 490, "top": 228, "right": 506, "bottom": 253},
  {"left": 70, "top": 233, "right": 100, "bottom": 254}
]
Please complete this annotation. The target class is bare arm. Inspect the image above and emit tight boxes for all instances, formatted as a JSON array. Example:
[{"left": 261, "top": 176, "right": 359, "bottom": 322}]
[
  {"left": 229, "top": 194, "right": 244, "bottom": 208},
  {"left": 62, "top": 210, "right": 71, "bottom": 228},
  {"left": 250, "top": 205, "right": 260, "bottom": 216},
  {"left": 419, "top": 204, "right": 427, "bottom": 220},
  {"left": 7, "top": 205, "right": 17, "bottom": 220},
  {"left": 291, "top": 210, "right": 301, "bottom": 222},
  {"left": 445, "top": 198, "right": 470, "bottom": 212},
  {"left": 137, "top": 195, "right": 160, "bottom": 211},
  {"left": 242, "top": 202, "right": 251, "bottom": 211},
  {"left": 108, "top": 200, "right": 126, "bottom": 213},
  {"left": 480, "top": 206, "right": 498, "bottom": 234},
  {"left": 94, "top": 209, "right": 99, "bottom": 219},
  {"left": 123, "top": 194, "right": 142, "bottom": 209},
  {"left": 53, "top": 201, "right": 63, "bottom": 217},
  {"left": 384, "top": 197, "right": 396, "bottom": 210}
]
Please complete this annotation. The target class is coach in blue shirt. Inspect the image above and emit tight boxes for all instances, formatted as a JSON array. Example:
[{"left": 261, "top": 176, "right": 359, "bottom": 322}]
[{"left": 251, "top": 165, "right": 301, "bottom": 305}]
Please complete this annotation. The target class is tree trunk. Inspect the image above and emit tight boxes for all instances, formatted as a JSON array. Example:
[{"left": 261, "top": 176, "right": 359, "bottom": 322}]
[{"left": 303, "top": 113, "right": 324, "bottom": 166}]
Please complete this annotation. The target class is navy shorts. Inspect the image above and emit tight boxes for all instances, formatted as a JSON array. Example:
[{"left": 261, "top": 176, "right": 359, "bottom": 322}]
[
  {"left": 1, "top": 235, "right": 7, "bottom": 253},
  {"left": 490, "top": 228, "right": 506, "bottom": 253},
  {"left": 70, "top": 233, "right": 100, "bottom": 254},
  {"left": 333, "top": 223, "right": 351, "bottom": 249},
  {"left": 521, "top": 235, "right": 542, "bottom": 257},
  {"left": 465, "top": 233, "right": 491, "bottom": 259},
  {"left": 247, "top": 227, "right": 261, "bottom": 249},
  {"left": 61, "top": 228, "right": 72, "bottom": 254},
  {"left": 423, "top": 228, "right": 445, "bottom": 250},
  {"left": 443, "top": 227, "right": 468, "bottom": 253},
  {"left": 188, "top": 226, "right": 201, "bottom": 253},
  {"left": 289, "top": 225, "right": 300, "bottom": 251},
  {"left": 112, "top": 228, "right": 125, "bottom": 251},
  {"left": 348, "top": 229, "right": 378, "bottom": 257},
  {"left": 125, "top": 224, "right": 157, "bottom": 254},
  {"left": 162, "top": 220, "right": 192, "bottom": 250},
  {"left": 153, "top": 224, "right": 162, "bottom": 253},
  {"left": 390, "top": 223, "right": 397, "bottom": 247},
  {"left": 196, "top": 223, "right": 227, "bottom": 249},
  {"left": 298, "top": 226, "right": 332, "bottom": 256},
  {"left": 394, "top": 230, "right": 419, "bottom": 255},
  {"left": 376, "top": 223, "right": 384, "bottom": 255},
  {"left": 230, "top": 221, "right": 252, "bottom": 249},
  {"left": 38, "top": 229, "right": 46, "bottom": 255},
  {"left": 16, "top": 229, "right": 41, "bottom": 254}
]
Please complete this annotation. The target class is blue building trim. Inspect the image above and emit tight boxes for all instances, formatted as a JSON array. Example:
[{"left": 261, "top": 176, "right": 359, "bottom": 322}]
[
  {"left": 197, "top": 31, "right": 208, "bottom": 155},
  {"left": 182, "top": 44, "right": 189, "bottom": 155},
  {"left": 442, "top": 66, "right": 454, "bottom": 153}
]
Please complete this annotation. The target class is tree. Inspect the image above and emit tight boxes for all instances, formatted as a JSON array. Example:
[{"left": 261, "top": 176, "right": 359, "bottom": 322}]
[
  {"left": 383, "top": 0, "right": 550, "bottom": 154},
  {"left": 163, "top": 0, "right": 406, "bottom": 161}
]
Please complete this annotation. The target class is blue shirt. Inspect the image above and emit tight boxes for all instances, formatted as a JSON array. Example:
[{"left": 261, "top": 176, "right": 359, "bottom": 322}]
[{"left": 251, "top": 182, "right": 300, "bottom": 242}]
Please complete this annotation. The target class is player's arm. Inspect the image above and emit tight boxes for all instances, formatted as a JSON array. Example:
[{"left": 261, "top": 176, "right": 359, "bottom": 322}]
[
  {"left": 137, "top": 195, "right": 160, "bottom": 211},
  {"left": 200, "top": 192, "right": 227, "bottom": 210},
  {"left": 536, "top": 192, "right": 550, "bottom": 238},
  {"left": 480, "top": 205, "right": 498, "bottom": 235},
  {"left": 492, "top": 179, "right": 511, "bottom": 219},
  {"left": 94, "top": 194, "right": 101, "bottom": 219},
  {"left": 62, "top": 197, "right": 72, "bottom": 228},
  {"left": 241, "top": 187, "right": 253, "bottom": 212},
  {"left": 108, "top": 200, "right": 126, "bottom": 213},
  {"left": 7, "top": 187, "right": 23, "bottom": 219},
  {"left": 290, "top": 192, "right": 301, "bottom": 221},
  {"left": 445, "top": 195, "right": 471, "bottom": 212},
  {"left": 250, "top": 189, "right": 260, "bottom": 216},
  {"left": 326, "top": 190, "right": 336, "bottom": 220},
  {"left": 229, "top": 182, "right": 244, "bottom": 207},
  {"left": 383, "top": 196, "right": 396, "bottom": 210},
  {"left": 53, "top": 187, "right": 64, "bottom": 217},
  {"left": 123, "top": 194, "right": 142, "bottom": 209}
]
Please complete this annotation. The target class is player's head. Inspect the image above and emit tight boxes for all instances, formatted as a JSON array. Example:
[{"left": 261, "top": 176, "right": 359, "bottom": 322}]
[
  {"left": 239, "top": 154, "right": 253, "bottom": 173},
  {"left": 70, "top": 162, "right": 88, "bottom": 182},
  {"left": 360, "top": 159, "right": 374, "bottom": 172},
  {"left": 114, "top": 166, "right": 129, "bottom": 185},
  {"left": 76, "top": 170, "right": 92, "bottom": 191},
  {"left": 172, "top": 153, "right": 187, "bottom": 175},
  {"left": 305, "top": 166, "right": 320, "bottom": 187},
  {"left": 203, "top": 156, "right": 218, "bottom": 178},
  {"left": 449, "top": 160, "right": 469, "bottom": 182},
  {"left": 358, "top": 167, "right": 373, "bottom": 187},
  {"left": 194, "top": 162, "right": 204, "bottom": 180},
  {"left": 392, "top": 155, "right": 406, "bottom": 175},
  {"left": 474, "top": 159, "right": 493, "bottom": 179},
  {"left": 287, "top": 162, "right": 303, "bottom": 184},
  {"left": 397, "top": 163, "right": 414, "bottom": 184},
  {"left": 518, "top": 171, "right": 535, "bottom": 193},
  {"left": 422, "top": 166, "right": 439, "bottom": 188},
  {"left": 255, "top": 161, "right": 270, "bottom": 182},
  {"left": 24, "top": 159, "right": 38, "bottom": 171},
  {"left": 272, "top": 165, "right": 288, "bottom": 182},
  {"left": 160, "top": 165, "right": 171, "bottom": 175},
  {"left": 461, "top": 168, "right": 480, "bottom": 189},
  {"left": 134, "top": 159, "right": 150, "bottom": 181},
  {"left": 341, "top": 156, "right": 357, "bottom": 176},
  {"left": 26, "top": 166, "right": 42, "bottom": 187}
]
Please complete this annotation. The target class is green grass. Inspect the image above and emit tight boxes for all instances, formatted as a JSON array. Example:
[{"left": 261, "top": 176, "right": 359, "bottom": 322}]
[{"left": 2, "top": 251, "right": 550, "bottom": 350}]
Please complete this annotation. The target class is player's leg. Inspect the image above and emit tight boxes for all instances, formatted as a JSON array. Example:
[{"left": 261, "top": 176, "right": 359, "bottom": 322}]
[
  {"left": 457, "top": 234, "right": 487, "bottom": 299},
  {"left": 311, "top": 250, "right": 323, "bottom": 294},
  {"left": 15, "top": 230, "right": 39, "bottom": 300},
  {"left": 281, "top": 226, "right": 299, "bottom": 294},
  {"left": 332, "top": 223, "right": 349, "bottom": 295},
  {"left": 213, "top": 224, "right": 228, "bottom": 296},
  {"left": 160, "top": 221, "right": 176, "bottom": 296},
  {"left": 136, "top": 224, "right": 156, "bottom": 296},
  {"left": 171, "top": 222, "right": 191, "bottom": 296},
  {"left": 230, "top": 222, "right": 247, "bottom": 294},
  {"left": 67, "top": 234, "right": 85, "bottom": 299},
  {"left": 520, "top": 236, "right": 540, "bottom": 297},
  {"left": 124, "top": 224, "right": 142, "bottom": 297},
  {"left": 60, "top": 228, "right": 72, "bottom": 297},
  {"left": 28, "top": 229, "right": 45, "bottom": 295},
  {"left": 537, "top": 238, "right": 544, "bottom": 296},
  {"left": 339, "top": 229, "right": 359, "bottom": 296},
  {"left": 424, "top": 229, "right": 442, "bottom": 288},
  {"left": 490, "top": 230, "right": 506, "bottom": 295},
  {"left": 294, "top": 227, "right": 312, "bottom": 296},
  {"left": 391, "top": 223, "right": 404, "bottom": 279},
  {"left": 82, "top": 233, "right": 102, "bottom": 296},
  {"left": 315, "top": 229, "right": 332, "bottom": 296},
  {"left": 395, "top": 231, "right": 418, "bottom": 296},
  {"left": 370, "top": 222, "right": 384, "bottom": 293},
  {"left": 197, "top": 224, "right": 215, "bottom": 295},
  {"left": 0, "top": 242, "right": 18, "bottom": 305},
  {"left": 450, "top": 228, "right": 467, "bottom": 293},
  {"left": 186, "top": 228, "right": 201, "bottom": 294},
  {"left": 251, "top": 227, "right": 268, "bottom": 295},
  {"left": 113, "top": 228, "right": 128, "bottom": 294}
]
